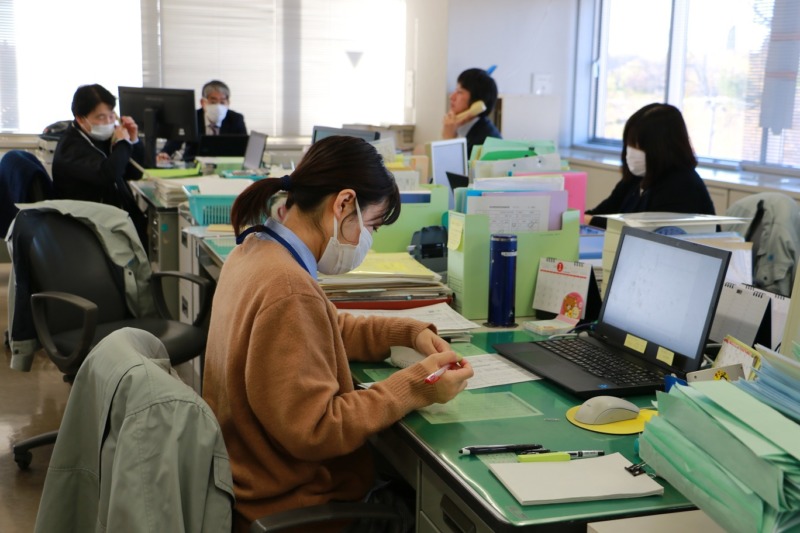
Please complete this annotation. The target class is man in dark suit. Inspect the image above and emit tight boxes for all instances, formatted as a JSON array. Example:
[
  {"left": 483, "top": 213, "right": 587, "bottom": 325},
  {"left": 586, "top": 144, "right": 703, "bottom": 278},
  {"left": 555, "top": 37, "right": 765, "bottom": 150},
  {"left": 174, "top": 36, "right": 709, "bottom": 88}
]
[{"left": 158, "top": 80, "right": 247, "bottom": 163}]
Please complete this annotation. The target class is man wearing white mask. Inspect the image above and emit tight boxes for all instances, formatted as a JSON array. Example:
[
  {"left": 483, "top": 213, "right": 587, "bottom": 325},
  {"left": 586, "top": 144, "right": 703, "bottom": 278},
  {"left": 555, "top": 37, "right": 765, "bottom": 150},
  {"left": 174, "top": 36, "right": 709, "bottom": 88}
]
[
  {"left": 53, "top": 83, "right": 148, "bottom": 245},
  {"left": 584, "top": 103, "right": 714, "bottom": 229},
  {"left": 158, "top": 79, "right": 247, "bottom": 163}
]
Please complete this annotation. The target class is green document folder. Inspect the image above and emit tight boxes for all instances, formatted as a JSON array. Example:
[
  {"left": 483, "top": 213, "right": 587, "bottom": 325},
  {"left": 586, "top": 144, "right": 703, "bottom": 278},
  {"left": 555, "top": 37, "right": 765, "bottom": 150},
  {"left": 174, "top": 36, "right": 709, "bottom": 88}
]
[
  {"left": 371, "top": 185, "right": 448, "bottom": 253},
  {"left": 447, "top": 209, "right": 579, "bottom": 319},
  {"left": 640, "top": 381, "right": 800, "bottom": 533}
]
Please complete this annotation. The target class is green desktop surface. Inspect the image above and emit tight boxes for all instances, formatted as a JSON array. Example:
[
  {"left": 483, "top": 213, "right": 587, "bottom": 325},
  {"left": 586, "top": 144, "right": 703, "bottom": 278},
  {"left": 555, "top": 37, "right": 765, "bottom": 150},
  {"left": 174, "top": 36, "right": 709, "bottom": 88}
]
[{"left": 350, "top": 330, "right": 693, "bottom": 529}]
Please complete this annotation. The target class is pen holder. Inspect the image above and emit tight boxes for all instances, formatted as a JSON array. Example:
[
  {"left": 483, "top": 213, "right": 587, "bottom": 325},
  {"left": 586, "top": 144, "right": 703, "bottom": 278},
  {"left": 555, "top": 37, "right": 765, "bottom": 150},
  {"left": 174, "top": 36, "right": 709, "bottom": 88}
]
[{"left": 485, "top": 234, "right": 517, "bottom": 327}]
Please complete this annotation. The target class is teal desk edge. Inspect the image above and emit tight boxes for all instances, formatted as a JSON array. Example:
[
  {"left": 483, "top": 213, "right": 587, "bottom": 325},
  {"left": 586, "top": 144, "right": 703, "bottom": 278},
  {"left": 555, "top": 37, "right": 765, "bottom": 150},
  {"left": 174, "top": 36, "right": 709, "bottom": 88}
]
[{"left": 351, "top": 330, "right": 693, "bottom": 529}]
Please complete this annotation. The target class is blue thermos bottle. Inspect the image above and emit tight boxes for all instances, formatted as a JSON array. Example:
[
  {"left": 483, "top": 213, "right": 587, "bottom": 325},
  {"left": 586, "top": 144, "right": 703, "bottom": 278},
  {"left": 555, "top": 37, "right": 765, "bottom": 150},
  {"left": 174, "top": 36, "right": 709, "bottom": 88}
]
[{"left": 486, "top": 234, "right": 517, "bottom": 327}]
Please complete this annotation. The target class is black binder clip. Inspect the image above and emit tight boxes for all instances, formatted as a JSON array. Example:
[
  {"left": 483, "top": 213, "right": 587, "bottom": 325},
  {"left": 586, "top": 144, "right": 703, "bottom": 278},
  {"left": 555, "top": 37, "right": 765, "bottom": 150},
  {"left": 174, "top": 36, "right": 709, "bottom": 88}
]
[{"left": 625, "top": 462, "right": 647, "bottom": 477}]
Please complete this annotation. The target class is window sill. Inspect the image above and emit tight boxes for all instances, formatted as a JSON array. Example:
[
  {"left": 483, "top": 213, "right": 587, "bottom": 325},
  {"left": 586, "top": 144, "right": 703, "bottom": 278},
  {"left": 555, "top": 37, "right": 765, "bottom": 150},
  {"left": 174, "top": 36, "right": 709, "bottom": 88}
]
[{"left": 563, "top": 146, "right": 800, "bottom": 196}]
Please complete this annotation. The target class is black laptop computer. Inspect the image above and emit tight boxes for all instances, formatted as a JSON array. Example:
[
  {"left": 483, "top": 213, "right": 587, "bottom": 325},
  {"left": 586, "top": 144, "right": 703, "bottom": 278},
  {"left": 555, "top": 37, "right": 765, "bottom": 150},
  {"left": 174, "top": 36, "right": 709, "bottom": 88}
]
[
  {"left": 494, "top": 226, "right": 731, "bottom": 398},
  {"left": 196, "top": 134, "right": 249, "bottom": 157}
]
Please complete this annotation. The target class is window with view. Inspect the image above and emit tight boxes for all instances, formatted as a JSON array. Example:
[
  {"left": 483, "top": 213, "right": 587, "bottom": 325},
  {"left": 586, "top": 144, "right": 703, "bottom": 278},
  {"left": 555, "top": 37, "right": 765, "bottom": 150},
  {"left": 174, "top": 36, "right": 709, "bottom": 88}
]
[{"left": 590, "top": 0, "right": 800, "bottom": 172}]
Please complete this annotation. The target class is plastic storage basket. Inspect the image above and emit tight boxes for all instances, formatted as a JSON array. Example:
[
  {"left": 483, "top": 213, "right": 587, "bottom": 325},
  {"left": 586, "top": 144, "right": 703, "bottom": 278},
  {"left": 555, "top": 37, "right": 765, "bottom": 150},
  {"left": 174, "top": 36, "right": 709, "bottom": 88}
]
[{"left": 183, "top": 185, "right": 236, "bottom": 225}]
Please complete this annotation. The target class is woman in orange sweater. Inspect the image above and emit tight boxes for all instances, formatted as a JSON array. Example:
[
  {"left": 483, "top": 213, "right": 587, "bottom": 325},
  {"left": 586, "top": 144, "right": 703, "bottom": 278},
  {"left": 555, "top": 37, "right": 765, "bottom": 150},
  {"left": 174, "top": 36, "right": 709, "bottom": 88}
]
[{"left": 202, "top": 135, "right": 473, "bottom": 531}]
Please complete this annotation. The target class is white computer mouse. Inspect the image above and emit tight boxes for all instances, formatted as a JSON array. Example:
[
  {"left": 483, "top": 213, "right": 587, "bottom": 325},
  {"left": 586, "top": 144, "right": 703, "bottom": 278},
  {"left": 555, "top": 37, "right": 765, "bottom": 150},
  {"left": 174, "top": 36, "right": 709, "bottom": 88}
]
[
  {"left": 574, "top": 396, "right": 640, "bottom": 425},
  {"left": 388, "top": 346, "right": 427, "bottom": 369}
]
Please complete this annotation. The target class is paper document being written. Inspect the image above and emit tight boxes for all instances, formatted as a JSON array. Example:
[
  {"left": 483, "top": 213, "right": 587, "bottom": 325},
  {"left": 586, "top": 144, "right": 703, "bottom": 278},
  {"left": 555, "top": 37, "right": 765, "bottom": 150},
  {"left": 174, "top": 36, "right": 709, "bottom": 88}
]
[{"left": 489, "top": 453, "right": 663, "bottom": 505}]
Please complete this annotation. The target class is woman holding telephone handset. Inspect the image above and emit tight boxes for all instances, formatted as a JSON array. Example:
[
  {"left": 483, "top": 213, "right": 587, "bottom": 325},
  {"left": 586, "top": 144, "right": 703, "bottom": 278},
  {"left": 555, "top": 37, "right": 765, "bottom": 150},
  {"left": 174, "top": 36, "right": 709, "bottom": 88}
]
[{"left": 441, "top": 67, "right": 502, "bottom": 155}]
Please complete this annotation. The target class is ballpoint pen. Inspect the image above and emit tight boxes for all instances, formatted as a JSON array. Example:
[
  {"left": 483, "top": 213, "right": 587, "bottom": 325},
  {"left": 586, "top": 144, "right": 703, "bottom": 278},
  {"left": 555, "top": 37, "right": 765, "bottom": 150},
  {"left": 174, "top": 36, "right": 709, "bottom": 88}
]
[
  {"left": 423, "top": 362, "right": 461, "bottom": 384},
  {"left": 458, "top": 444, "right": 543, "bottom": 455}
]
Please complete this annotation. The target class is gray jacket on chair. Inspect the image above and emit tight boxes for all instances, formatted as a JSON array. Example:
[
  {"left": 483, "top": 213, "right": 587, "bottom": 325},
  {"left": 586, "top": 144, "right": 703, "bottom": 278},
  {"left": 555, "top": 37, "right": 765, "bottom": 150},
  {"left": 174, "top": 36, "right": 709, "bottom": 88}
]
[
  {"left": 34, "top": 328, "right": 234, "bottom": 533},
  {"left": 724, "top": 193, "right": 800, "bottom": 297},
  {"left": 8, "top": 200, "right": 155, "bottom": 371}
]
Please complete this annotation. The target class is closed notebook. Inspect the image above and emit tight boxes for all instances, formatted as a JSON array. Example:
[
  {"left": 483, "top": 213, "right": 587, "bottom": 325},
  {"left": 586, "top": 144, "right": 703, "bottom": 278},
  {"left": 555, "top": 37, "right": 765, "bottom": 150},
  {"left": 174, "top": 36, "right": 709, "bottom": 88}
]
[{"left": 488, "top": 452, "right": 663, "bottom": 506}]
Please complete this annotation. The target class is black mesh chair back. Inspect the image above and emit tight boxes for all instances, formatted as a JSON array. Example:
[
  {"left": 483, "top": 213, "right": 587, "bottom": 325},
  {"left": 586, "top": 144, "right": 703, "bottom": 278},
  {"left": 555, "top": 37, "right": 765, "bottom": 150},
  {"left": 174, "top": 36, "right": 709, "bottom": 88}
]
[{"left": 28, "top": 211, "right": 129, "bottom": 334}]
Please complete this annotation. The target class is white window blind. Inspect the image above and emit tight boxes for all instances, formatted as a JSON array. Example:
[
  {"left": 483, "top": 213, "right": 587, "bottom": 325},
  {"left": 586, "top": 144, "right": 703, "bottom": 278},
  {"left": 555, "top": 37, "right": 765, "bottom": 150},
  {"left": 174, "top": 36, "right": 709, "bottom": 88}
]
[
  {"left": 145, "top": 0, "right": 406, "bottom": 138},
  {"left": 0, "top": 0, "right": 142, "bottom": 134}
]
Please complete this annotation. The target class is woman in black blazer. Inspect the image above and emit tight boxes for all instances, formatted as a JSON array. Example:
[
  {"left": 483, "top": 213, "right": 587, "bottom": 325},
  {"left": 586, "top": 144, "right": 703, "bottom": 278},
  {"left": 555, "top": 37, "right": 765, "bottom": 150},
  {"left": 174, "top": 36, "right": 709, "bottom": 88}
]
[
  {"left": 52, "top": 83, "right": 148, "bottom": 245},
  {"left": 585, "top": 103, "right": 715, "bottom": 229}
]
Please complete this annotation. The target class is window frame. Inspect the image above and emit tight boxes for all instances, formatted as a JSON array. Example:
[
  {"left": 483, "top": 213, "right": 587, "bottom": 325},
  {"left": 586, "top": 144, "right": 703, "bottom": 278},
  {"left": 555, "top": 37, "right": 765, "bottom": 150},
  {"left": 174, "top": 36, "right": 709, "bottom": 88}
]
[{"left": 572, "top": 0, "right": 800, "bottom": 177}]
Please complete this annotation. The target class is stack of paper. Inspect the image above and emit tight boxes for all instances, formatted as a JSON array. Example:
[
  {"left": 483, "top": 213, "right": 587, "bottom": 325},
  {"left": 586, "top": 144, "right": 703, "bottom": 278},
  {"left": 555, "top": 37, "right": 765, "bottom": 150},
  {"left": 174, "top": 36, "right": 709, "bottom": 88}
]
[
  {"left": 640, "top": 381, "right": 800, "bottom": 532},
  {"left": 318, "top": 252, "right": 453, "bottom": 309},
  {"left": 469, "top": 138, "right": 562, "bottom": 178},
  {"left": 151, "top": 175, "right": 224, "bottom": 206},
  {"left": 737, "top": 344, "right": 800, "bottom": 422},
  {"left": 341, "top": 302, "right": 479, "bottom": 342},
  {"left": 598, "top": 213, "right": 748, "bottom": 297},
  {"left": 674, "top": 232, "right": 753, "bottom": 285},
  {"left": 151, "top": 176, "right": 254, "bottom": 207}
]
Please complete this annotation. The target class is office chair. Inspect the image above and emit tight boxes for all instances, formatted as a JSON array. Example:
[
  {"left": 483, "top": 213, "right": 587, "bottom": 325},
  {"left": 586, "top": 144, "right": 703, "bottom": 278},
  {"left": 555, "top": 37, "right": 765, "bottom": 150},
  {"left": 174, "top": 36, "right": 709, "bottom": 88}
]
[
  {"left": 9, "top": 205, "right": 213, "bottom": 469},
  {"left": 34, "top": 328, "right": 403, "bottom": 532}
]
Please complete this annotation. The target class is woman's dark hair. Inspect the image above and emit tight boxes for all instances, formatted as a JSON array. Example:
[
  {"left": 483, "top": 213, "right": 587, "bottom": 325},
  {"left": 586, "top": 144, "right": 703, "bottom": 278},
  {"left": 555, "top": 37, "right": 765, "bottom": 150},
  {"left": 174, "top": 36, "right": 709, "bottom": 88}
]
[
  {"left": 457, "top": 68, "right": 498, "bottom": 117},
  {"left": 231, "top": 135, "right": 401, "bottom": 238},
  {"left": 622, "top": 103, "right": 697, "bottom": 188},
  {"left": 71, "top": 84, "right": 116, "bottom": 117}
]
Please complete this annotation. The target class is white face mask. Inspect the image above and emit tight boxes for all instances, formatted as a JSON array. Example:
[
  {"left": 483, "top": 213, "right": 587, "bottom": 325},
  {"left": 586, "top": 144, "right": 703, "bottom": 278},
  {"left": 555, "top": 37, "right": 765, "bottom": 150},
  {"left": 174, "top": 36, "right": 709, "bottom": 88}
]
[
  {"left": 204, "top": 103, "right": 228, "bottom": 126},
  {"left": 317, "top": 201, "right": 373, "bottom": 275},
  {"left": 626, "top": 146, "right": 647, "bottom": 177},
  {"left": 87, "top": 121, "right": 115, "bottom": 141}
]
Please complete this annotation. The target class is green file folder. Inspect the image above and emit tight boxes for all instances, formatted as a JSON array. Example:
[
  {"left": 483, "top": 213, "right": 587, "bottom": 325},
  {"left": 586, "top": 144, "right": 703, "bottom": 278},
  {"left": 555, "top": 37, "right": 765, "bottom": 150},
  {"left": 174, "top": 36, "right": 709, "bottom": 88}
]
[
  {"left": 371, "top": 185, "right": 448, "bottom": 253},
  {"left": 447, "top": 209, "right": 580, "bottom": 319}
]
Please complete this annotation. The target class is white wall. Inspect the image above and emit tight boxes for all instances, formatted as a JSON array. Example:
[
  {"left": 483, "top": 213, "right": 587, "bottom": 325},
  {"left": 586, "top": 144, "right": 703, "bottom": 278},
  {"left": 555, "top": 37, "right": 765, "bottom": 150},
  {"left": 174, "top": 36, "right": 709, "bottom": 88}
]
[
  {"left": 408, "top": 0, "right": 577, "bottom": 148},
  {"left": 405, "top": 0, "right": 451, "bottom": 147}
]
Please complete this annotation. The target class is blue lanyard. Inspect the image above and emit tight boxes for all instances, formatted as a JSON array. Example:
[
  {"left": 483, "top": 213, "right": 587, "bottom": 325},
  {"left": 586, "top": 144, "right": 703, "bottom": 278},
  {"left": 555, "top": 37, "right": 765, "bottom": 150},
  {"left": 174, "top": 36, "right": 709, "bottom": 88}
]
[
  {"left": 236, "top": 225, "right": 311, "bottom": 275},
  {"left": 263, "top": 227, "right": 311, "bottom": 275}
]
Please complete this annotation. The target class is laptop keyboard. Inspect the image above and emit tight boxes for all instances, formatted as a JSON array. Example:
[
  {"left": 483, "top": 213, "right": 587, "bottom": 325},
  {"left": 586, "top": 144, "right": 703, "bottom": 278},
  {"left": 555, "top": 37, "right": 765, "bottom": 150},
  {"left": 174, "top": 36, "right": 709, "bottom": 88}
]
[{"left": 541, "top": 338, "right": 665, "bottom": 385}]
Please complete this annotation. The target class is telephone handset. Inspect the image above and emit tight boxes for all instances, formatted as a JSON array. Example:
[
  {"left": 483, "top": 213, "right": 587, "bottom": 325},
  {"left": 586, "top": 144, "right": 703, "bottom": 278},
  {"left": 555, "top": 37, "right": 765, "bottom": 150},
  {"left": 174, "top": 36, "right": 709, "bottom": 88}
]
[{"left": 455, "top": 100, "right": 487, "bottom": 121}]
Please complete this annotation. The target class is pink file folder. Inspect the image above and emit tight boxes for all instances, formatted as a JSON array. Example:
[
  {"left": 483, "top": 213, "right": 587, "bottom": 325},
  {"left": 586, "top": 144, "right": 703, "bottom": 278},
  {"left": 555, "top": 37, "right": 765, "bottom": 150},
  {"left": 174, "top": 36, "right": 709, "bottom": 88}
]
[{"left": 514, "top": 171, "right": 587, "bottom": 218}]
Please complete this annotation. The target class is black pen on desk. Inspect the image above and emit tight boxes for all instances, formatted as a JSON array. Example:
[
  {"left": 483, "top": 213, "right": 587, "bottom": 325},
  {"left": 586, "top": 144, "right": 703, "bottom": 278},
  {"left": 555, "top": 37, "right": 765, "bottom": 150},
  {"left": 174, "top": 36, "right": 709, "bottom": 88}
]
[
  {"left": 458, "top": 444, "right": 543, "bottom": 455},
  {"left": 563, "top": 450, "right": 605, "bottom": 458}
]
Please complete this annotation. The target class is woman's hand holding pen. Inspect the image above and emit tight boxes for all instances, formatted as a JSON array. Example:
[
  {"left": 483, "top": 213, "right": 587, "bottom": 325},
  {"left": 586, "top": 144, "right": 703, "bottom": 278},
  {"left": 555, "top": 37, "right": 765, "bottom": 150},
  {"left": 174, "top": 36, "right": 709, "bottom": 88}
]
[{"left": 420, "top": 351, "right": 473, "bottom": 404}]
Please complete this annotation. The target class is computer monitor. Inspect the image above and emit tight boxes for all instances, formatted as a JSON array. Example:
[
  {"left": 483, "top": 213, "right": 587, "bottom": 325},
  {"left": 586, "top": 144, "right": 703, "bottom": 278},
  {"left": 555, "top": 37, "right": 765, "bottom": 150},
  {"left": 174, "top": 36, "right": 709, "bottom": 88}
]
[
  {"left": 118, "top": 86, "right": 197, "bottom": 168},
  {"left": 311, "top": 125, "right": 380, "bottom": 144},
  {"left": 196, "top": 135, "right": 249, "bottom": 157},
  {"left": 428, "top": 138, "right": 468, "bottom": 209}
]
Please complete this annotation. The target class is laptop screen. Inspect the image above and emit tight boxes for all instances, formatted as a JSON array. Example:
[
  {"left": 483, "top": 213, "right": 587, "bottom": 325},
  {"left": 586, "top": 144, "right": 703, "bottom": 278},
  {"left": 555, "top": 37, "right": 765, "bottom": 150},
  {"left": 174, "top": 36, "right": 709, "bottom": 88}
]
[
  {"left": 243, "top": 131, "right": 268, "bottom": 170},
  {"left": 597, "top": 226, "right": 730, "bottom": 372}
]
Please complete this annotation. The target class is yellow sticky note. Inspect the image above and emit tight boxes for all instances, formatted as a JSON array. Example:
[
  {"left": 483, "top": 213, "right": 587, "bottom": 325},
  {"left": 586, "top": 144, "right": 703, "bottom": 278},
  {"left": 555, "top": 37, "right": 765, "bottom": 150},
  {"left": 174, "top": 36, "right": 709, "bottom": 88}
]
[
  {"left": 656, "top": 346, "right": 675, "bottom": 365},
  {"left": 447, "top": 217, "right": 464, "bottom": 251},
  {"left": 624, "top": 334, "right": 647, "bottom": 354}
]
